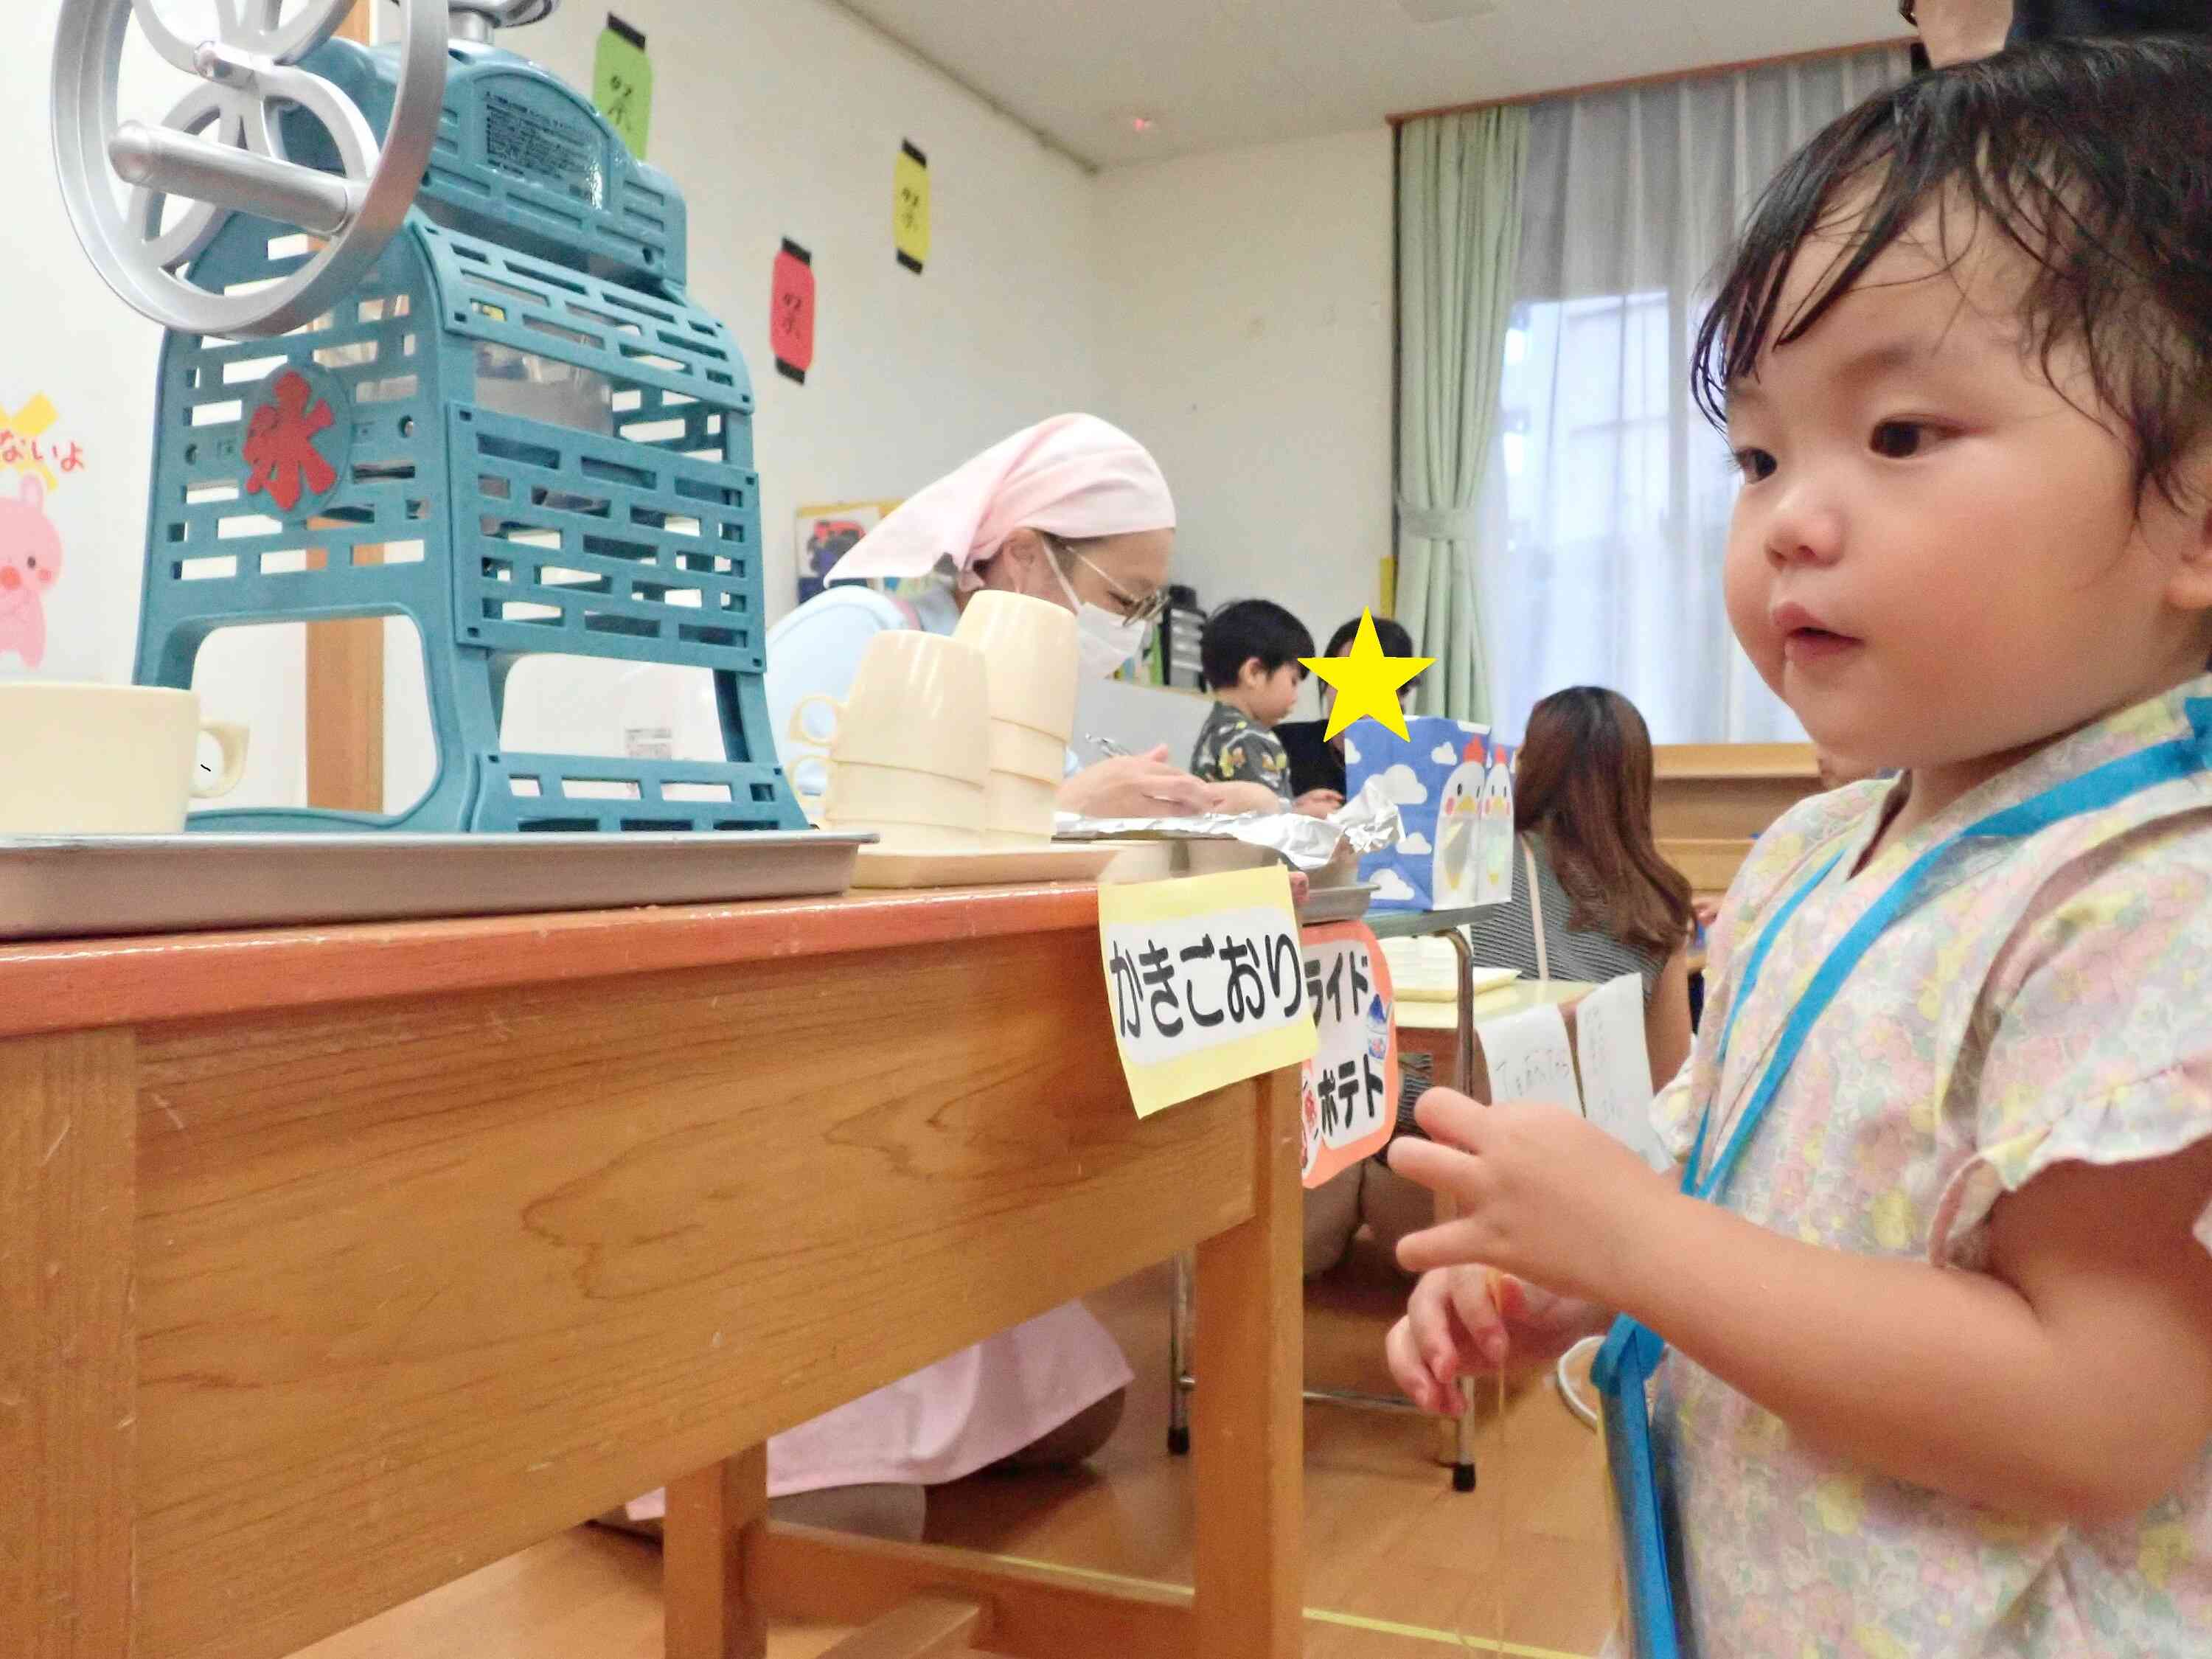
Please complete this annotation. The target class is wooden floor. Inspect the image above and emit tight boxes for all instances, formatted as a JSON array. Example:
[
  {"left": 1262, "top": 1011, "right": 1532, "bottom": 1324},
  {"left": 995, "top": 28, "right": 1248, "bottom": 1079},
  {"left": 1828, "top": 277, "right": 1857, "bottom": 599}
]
[{"left": 292, "top": 1237, "right": 1618, "bottom": 1659}]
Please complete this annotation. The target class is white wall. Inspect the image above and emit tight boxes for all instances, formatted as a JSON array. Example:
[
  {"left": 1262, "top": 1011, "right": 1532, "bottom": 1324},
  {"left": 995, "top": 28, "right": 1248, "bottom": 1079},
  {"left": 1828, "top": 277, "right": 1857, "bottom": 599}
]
[
  {"left": 485, "top": 0, "right": 1103, "bottom": 613},
  {"left": 1095, "top": 128, "right": 1395, "bottom": 716},
  {"left": 5, "top": 0, "right": 1102, "bottom": 807}
]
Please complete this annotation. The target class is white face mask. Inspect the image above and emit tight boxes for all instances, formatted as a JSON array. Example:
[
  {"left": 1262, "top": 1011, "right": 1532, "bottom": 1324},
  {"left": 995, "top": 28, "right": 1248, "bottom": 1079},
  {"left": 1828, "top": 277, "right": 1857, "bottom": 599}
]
[{"left": 1046, "top": 545, "right": 1152, "bottom": 678}]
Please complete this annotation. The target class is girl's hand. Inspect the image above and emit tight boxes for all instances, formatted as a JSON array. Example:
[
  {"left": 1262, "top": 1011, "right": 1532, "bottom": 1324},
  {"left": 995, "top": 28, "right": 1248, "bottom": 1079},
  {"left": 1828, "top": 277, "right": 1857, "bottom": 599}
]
[
  {"left": 1386, "top": 1088, "right": 1673, "bottom": 1305},
  {"left": 1293, "top": 788, "right": 1344, "bottom": 818},
  {"left": 1385, "top": 1265, "right": 1608, "bottom": 1414},
  {"left": 1058, "top": 747, "right": 1214, "bottom": 818}
]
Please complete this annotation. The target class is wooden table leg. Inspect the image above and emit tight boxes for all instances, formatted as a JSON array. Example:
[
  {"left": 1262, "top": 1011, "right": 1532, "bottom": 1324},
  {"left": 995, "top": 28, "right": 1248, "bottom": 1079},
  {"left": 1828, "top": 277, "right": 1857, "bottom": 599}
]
[
  {"left": 1191, "top": 1068, "right": 1303, "bottom": 1659},
  {"left": 665, "top": 1446, "right": 768, "bottom": 1659},
  {"left": 1, "top": 1032, "right": 137, "bottom": 1659}
]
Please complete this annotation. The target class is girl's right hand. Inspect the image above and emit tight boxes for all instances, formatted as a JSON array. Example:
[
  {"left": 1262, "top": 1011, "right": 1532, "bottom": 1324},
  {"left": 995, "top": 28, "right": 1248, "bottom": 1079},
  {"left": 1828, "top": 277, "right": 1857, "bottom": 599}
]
[{"left": 1384, "top": 1265, "right": 1607, "bottom": 1415}]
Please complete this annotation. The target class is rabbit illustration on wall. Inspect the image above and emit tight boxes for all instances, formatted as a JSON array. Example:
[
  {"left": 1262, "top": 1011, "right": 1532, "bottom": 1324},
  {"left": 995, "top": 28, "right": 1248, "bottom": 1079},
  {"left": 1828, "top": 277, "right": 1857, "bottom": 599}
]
[{"left": 0, "top": 476, "right": 64, "bottom": 669}]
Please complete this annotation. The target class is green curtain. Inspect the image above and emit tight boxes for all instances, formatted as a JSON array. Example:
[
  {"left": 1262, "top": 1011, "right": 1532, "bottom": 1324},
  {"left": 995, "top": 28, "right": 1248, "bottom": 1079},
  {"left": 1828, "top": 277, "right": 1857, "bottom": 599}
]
[{"left": 1396, "top": 105, "right": 1528, "bottom": 723}]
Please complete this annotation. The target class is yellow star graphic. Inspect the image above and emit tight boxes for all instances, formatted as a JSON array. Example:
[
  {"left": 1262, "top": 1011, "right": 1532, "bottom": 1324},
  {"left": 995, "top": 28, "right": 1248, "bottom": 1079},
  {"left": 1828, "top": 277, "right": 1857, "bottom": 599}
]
[{"left": 1302, "top": 610, "right": 1435, "bottom": 741}]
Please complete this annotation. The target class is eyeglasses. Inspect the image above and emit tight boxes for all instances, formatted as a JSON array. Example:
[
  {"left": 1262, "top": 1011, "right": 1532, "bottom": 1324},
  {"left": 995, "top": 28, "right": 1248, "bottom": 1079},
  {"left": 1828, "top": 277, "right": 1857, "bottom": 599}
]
[
  {"left": 1047, "top": 535, "right": 1171, "bottom": 626},
  {"left": 1897, "top": 0, "right": 1916, "bottom": 22}
]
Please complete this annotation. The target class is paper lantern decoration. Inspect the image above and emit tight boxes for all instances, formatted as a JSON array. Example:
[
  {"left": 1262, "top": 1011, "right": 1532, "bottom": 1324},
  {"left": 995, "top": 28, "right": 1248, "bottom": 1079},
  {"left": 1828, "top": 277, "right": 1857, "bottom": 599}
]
[
  {"left": 894, "top": 140, "right": 930, "bottom": 274},
  {"left": 771, "top": 238, "right": 815, "bottom": 385}
]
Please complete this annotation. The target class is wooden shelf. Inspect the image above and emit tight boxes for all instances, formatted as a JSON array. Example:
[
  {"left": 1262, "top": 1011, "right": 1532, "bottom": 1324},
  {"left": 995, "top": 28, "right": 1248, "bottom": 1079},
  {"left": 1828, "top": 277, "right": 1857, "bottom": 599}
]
[{"left": 1654, "top": 742, "right": 1818, "bottom": 781}]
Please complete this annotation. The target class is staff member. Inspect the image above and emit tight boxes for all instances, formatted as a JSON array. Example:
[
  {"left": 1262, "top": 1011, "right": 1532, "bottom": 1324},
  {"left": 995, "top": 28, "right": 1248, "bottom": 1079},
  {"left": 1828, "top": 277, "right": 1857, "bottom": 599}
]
[
  {"left": 766, "top": 413, "right": 1216, "bottom": 819},
  {"left": 610, "top": 417, "right": 1213, "bottom": 1545},
  {"left": 1907, "top": 0, "right": 2209, "bottom": 66}
]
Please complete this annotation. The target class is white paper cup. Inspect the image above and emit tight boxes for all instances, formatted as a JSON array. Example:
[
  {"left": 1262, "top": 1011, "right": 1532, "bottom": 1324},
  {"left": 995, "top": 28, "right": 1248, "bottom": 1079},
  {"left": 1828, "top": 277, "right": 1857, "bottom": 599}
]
[
  {"left": 980, "top": 771, "right": 1058, "bottom": 846},
  {"left": 786, "top": 630, "right": 990, "bottom": 782},
  {"left": 987, "top": 718, "right": 1068, "bottom": 785},
  {"left": 0, "top": 683, "right": 248, "bottom": 833},
  {"left": 823, "top": 759, "right": 987, "bottom": 833},
  {"left": 954, "top": 591, "right": 1078, "bottom": 742}
]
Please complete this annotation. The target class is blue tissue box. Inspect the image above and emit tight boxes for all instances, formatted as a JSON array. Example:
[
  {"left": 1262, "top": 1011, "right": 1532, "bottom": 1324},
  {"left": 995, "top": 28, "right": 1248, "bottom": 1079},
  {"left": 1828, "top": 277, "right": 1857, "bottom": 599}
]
[{"left": 1346, "top": 715, "right": 1513, "bottom": 913}]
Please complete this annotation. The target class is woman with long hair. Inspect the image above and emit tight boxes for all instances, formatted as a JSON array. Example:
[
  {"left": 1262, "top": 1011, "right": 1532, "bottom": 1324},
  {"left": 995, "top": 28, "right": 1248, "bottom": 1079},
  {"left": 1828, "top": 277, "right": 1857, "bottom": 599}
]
[
  {"left": 1466, "top": 685, "right": 1694, "bottom": 1084},
  {"left": 1307, "top": 686, "right": 1694, "bottom": 1277}
]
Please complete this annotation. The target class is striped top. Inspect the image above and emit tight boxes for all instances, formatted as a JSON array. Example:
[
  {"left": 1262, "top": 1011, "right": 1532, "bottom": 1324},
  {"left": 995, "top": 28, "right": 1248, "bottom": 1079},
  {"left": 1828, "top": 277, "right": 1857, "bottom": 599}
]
[{"left": 1460, "top": 832, "right": 1672, "bottom": 1004}]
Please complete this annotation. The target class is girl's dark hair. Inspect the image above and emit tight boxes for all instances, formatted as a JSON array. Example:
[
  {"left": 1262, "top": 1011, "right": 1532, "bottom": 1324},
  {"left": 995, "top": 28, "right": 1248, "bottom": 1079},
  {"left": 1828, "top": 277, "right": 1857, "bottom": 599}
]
[
  {"left": 1325, "top": 614, "right": 1414, "bottom": 659},
  {"left": 1513, "top": 687, "right": 1691, "bottom": 958},
  {"left": 1694, "top": 36, "right": 2212, "bottom": 505}
]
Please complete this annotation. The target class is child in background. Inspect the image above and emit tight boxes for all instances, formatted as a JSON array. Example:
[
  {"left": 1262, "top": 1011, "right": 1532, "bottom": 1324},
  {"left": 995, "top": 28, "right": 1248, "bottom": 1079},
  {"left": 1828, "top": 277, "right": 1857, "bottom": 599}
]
[
  {"left": 1385, "top": 39, "right": 2212, "bottom": 1654},
  {"left": 1278, "top": 613, "right": 1424, "bottom": 808},
  {"left": 1189, "top": 599, "right": 1326, "bottom": 815}
]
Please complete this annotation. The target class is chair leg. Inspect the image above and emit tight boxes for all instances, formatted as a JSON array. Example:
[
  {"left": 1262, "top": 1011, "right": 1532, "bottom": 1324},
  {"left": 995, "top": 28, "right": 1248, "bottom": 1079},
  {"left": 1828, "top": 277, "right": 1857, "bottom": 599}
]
[
  {"left": 1452, "top": 1382, "right": 1479, "bottom": 1492},
  {"left": 1445, "top": 926, "right": 1481, "bottom": 1492},
  {"left": 1167, "top": 1248, "right": 1194, "bottom": 1455}
]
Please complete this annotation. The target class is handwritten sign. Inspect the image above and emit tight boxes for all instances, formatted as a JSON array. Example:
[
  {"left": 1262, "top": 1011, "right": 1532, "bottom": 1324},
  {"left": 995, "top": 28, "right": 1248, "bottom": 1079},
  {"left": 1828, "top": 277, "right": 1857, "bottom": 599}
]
[
  {"left": 1299, "top": 922, "right": 1399, "bottom": 1188},
  {"left": 593, "top": 15, "right": 654, "bottom": 159},
  {"left": 1573, "top": 973, "right": 1669, "bottom": 1169},
  {"left": 894, "top": 140, "right": 931, "bottom": 274},
  {"left": 1475, "top": 1002, "right": 1581, "bottom": 1113},
  {"left": 1, "top": 394, "right": 87, "bottom": 493},
  {"left": 1099, "top": 867, "right": 1316, "bottom": 1119}
]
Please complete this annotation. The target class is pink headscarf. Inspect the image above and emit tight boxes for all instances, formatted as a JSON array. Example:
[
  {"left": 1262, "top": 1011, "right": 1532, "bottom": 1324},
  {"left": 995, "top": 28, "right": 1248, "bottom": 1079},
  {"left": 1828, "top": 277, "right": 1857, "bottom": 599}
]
[{"left": 826, "top": 414, "right": 1175, "bottom": 585}]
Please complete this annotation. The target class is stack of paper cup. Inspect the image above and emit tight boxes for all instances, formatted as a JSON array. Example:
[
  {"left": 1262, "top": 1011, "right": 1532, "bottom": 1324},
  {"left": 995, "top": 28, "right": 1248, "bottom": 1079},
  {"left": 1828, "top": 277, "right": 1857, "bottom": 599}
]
[
  {"left": 787, "top": 631, "right": 990, "bottom": 849},
  {"left": 954, "top": 591, "right": 1078, "bottom": 846}
]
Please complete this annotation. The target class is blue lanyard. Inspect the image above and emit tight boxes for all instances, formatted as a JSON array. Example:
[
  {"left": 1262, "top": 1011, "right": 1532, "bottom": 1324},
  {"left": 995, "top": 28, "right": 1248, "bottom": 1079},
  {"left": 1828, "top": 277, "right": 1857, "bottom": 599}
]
[
  {"left": 1679, "top": 697, "right": 2212, "bottom": 1213},
  {"left": 1590, "top": 698, "right": 2212, "bottom": 1659}
]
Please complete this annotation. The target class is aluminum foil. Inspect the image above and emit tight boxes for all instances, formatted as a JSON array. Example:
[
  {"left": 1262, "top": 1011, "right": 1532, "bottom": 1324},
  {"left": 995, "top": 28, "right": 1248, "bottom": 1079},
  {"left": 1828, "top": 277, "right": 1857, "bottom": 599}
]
[{"left": 1057, "top": 777, "right": 1402, "bottom": 874}]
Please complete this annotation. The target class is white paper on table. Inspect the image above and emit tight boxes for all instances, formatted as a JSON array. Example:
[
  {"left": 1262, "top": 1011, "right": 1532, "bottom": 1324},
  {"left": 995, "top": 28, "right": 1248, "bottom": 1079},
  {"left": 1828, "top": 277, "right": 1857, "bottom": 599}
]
[
  {"left": 1573, "top": 973, "right": 1670, "bottom": 1170},
  {"left": 1475, "top": 1002, "right": 1582, "bottom": 1114}
]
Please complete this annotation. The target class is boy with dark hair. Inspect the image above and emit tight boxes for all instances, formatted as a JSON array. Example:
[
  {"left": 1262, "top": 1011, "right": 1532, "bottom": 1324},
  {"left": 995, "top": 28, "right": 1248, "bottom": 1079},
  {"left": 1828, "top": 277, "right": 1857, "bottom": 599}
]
[{"left": 1189, "top": 599, "right": 1315, "bottom": 809}]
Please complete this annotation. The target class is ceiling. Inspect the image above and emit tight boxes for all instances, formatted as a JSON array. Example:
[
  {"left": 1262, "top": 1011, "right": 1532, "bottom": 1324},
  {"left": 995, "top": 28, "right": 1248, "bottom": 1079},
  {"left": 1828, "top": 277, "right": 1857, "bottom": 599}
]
[{"left": 833, "top": 0, "right": 1913, "bottom": 167}]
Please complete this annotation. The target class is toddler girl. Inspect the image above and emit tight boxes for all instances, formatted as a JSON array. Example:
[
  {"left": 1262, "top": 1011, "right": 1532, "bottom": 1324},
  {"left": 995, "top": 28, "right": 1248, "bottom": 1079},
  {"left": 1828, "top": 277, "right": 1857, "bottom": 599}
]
[{"left": 1387, "top": 38, "right": 2212, "bottom": 1654}]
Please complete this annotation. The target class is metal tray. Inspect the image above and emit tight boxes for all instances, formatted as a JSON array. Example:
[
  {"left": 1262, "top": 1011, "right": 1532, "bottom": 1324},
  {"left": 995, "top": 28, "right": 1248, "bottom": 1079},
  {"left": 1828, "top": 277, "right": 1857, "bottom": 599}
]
[
  {"left": 0, "top": 830, "right": 869, "bottom": 941},
  {"left": 1295, "top": 883, "right": 1376, "bottom": 926},
  {"left": 852, "top": 842, "right": 1121, "bottom": 890}
]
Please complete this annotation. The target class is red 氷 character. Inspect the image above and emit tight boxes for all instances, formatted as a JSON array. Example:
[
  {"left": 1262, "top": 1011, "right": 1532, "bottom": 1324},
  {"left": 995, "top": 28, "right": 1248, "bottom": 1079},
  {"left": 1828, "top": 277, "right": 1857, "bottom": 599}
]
[{"left": 243, "top": 370, "right": 338, "bottom": 513}]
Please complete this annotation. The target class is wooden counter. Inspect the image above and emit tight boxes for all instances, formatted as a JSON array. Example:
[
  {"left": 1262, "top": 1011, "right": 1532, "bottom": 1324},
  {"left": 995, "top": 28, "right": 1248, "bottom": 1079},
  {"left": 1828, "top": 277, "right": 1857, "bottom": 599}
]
[
  {"left": 2, "top": 886, "right": 1302, "bottom": 1659},
  {"left": 1655, "top": 742, "right": 1821, "bottom": 897}
]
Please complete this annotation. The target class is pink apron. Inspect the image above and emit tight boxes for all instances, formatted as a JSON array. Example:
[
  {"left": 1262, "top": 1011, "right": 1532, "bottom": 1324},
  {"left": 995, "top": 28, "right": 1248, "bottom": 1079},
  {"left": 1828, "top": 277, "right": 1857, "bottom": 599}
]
[{"left": 625, "top": 1304, "right": 1132, "bottom": 1515}]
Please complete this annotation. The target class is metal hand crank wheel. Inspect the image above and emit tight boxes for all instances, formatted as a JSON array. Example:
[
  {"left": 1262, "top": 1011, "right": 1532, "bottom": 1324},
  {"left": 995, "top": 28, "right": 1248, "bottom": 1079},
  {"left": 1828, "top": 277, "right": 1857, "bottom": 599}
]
[{"left": 52, "top": 0, "right": 451, "bottom": 339}]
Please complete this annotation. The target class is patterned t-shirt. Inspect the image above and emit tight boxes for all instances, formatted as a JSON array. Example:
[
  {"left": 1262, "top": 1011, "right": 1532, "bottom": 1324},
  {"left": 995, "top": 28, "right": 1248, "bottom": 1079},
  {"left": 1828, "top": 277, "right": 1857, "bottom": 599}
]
[
  {"left": 1639, "top": 675, "right": 2212, "bottom": 1656},
  {"left": 1190, "top": 700, "right": 1292, "bottom": 801}
]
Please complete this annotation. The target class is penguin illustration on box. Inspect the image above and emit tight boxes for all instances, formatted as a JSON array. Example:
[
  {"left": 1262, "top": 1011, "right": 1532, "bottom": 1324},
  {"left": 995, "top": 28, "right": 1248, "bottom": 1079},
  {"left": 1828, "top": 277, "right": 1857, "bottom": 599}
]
[
  {"left": 1430, "top": 735, "right": 1488, "bottom": 909},
  {"left": 1477, "top": 741, "right": 1516, "bottom": 905}
]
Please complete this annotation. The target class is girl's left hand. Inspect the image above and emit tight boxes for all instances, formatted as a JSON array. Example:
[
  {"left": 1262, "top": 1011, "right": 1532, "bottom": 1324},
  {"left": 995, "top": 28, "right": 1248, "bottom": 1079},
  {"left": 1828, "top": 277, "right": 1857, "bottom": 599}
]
[{"left": 1386, "top": 1088, "right": 1673, "bottom": 1306}]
